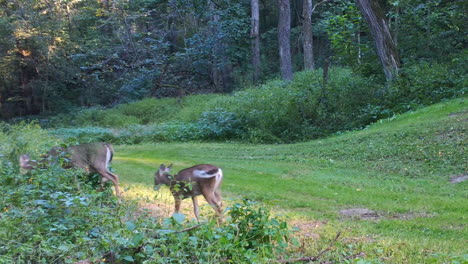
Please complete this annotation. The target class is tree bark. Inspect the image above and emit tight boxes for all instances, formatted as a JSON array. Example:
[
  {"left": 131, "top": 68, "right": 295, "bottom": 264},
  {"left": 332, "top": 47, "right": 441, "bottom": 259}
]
[
  {"left": 278, "top": 0, "right": 293, "bottom": 81},
  {"left": 251, "top": 0, "right": 261, "bottom": 83},
  {"left": 303, "top": 0, "right": 314, "bottom": 70},
  {"left": 209, "top": 0, "right": 233, "bottom": 92},
  {"left": 355, "top": 0, "right": 400, "bottom": 81}
]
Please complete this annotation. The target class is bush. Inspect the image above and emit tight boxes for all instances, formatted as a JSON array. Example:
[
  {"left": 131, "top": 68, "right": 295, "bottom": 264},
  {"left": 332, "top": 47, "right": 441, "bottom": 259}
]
[
  {"left": 50, "top": 126, "right": 117, "bottom": 143},
  {"left": 42, "top": 63, "right": 467, "bottom": 144},
  {"left": 0, "top": 122, "right": 59, "bottom": 162},
  {"left": 116, "top": 97, "right": 179, "bottom": 124},
  {"left": 196, "top": 108, "right": 243, "bottom": 140},
  {"left": 390, "top": 59, "right": 467, "bottom": 111},
  {"left": 394, "top": 62, "right": 467, "bottom": 110},
  {"left": 221, "top": 68, "right": 385, "bottom": 142}
]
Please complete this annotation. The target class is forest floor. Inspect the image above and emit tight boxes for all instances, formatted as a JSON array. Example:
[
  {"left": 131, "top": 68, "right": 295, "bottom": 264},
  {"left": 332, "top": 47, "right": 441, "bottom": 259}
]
[{"left": 112, "top": 98, "right": 467, "bottom": 262}]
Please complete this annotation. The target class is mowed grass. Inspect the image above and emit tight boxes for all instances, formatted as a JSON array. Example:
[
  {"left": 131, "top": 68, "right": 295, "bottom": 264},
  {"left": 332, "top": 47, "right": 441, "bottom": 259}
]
[{"left": 112, "top": 98, "right": 467, "bottom": 261}]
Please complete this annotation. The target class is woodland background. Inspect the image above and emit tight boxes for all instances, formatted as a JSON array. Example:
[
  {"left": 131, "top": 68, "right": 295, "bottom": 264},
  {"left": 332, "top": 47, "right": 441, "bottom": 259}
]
[{"left": 0, "top": 0, "right": 465, "bottom": 121}]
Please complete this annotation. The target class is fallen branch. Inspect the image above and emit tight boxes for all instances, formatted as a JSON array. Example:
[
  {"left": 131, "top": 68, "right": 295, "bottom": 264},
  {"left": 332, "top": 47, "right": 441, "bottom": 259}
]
[
  {"left": 278, "top": 231, "right": 341, "bottom": 263},
  {"left": 174, "top": 223, "right": 204, "bottom": 233}
]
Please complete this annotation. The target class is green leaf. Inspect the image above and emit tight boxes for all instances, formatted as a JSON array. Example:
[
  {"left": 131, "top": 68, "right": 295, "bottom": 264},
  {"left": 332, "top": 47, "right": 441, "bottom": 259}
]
[
  {"left": 172, "top": 213, "right": 186, "bottom": 224},
  {"left": 125, "top": 221, "right": 136, "bottom": 231},
  {"left": 122, "top": 255, "right": 134, "bottom": 262}
]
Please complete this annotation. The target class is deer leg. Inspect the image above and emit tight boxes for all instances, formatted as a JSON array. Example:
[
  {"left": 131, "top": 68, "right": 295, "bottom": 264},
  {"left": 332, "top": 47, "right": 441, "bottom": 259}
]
[
  {"left": 214, "top": 190, "right": 223, "bottom": 210},
  {"left": 107, "top": 171, "right": 121, "bottom": 196},
  {"left": 174, "top": 197, "right": 181, "bottom": 214},
  {"left": 192, "top": 196, "right": 200, "bottom": 222},
  {"left": 97, "top": 169, "right": 121, "bottom": 196},
  {"left": 203, "top": 192, "right": 223, "bottom": 224}
]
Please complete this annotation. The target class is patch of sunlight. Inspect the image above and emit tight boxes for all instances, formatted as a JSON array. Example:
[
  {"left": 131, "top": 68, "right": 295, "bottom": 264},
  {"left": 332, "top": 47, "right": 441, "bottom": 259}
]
[{"left": 121, "top": 183, "right": 225, "bottom": 222}]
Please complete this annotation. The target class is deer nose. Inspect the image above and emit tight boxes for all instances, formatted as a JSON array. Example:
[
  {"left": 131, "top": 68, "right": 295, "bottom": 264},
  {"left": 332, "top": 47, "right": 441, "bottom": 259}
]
[{"left": 153, "top": 185, "right": 162, "bottom": 191}]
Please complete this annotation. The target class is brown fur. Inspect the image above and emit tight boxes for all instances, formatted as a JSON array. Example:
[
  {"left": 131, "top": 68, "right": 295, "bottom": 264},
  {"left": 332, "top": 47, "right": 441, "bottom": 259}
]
[{"left": 20, "top": 142, "right": 120, "bottom": 196}]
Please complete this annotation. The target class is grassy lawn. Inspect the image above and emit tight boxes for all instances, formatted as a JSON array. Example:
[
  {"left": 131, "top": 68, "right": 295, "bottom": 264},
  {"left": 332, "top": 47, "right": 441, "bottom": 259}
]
[{"left": 112, "top": 98, "right": 467, "bottom": 262}]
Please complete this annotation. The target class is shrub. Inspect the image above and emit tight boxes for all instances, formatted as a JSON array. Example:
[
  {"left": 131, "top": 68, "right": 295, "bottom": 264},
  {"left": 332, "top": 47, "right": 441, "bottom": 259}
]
[
  {"left": 196, "top": 108, "right": 243, "bottom": 140},
  {"left": 173, "top": 94, "right": 230, "bottom": 122},
  {"left": 390, "top": 60, "right": 467, "bottom": 111},
  {"left": 50, "top": 126, "right": 117, "bottom": 143},
  {"left": 116, "top": 97, "right": 179, "bottom": 124},
  {"left": 221, "top": 68, "right": 385, "bottom": 142},
  {"left": 0, "top": 122, "right": 59, "bottom": 162},
  {"left": 41, "top": 64, "right": 467, "bottom": 144}
]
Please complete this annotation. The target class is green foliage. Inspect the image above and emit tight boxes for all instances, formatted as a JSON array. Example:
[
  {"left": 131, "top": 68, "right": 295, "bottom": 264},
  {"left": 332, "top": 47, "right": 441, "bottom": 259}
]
[
  {"left": 116, "top": 98, "right": 179, "bottom": 124},
  {"left": 125, "top": 200, "right": 292, "bottom": 263},
  {"left": 115, "top": 98, "right": 467, "bottom": 262},
  {"left": 0, "top": 125, "right": 295, "bottom": 263},
  {"left": 390, "top": 60, "right": 467, "bottom": 111},
  {"left": 47, "top": 64, "right": 465, "bottom": 144},
  {"left": 0, "top": 122, "right": 59, "bottom": 162},
  {"left": 50, "top": 127, "right": 116, "bottom": 144},
  {"left": 196, "top": 108, "right": 243, "bottom": 140},
  {"left": 222, "top": 68, "right": 385, "bottom": 142}
]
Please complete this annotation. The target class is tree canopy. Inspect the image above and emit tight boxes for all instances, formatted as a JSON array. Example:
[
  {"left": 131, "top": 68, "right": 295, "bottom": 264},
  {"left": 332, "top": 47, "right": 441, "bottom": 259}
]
[{"left": 0, "top": 0, "right": 466, "bottom": 119}]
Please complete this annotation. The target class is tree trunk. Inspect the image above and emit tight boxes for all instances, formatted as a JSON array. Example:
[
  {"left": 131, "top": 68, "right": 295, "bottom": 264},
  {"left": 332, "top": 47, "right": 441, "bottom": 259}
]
[
  {"left": 355, "top": 0, "right": 400, "bottom": 81},
  {"left": 251, "top": 0, "right": 261, "bottom": 83},
  {"left": 209, "top": 1, "right": 233, "bottom": 92},
  {"left": 278, "top": 0, "right": 293, "bottom": 81},
  {"left": 209, "top": 1, "right": 222, "bottom": 90},
  {"left": 303, "top": 0, "right": 314, "bottom": 70}
]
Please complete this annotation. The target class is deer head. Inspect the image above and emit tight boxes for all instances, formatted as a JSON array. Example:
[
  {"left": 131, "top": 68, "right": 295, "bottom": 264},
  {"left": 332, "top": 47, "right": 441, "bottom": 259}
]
[{"left": 154, "top": 163, "right": 173, "bottom": 191}]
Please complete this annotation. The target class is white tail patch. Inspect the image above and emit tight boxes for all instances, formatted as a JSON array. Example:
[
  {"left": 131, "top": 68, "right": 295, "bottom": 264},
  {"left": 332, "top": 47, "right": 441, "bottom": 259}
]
[
  {"left": 214, "top": 168, "right": 223, "bottom": 191},
  {"left": 105, "top": 146, "right": 111, "bottom": 169},
  {"left": 193, "top": 168, "right": 223, "bottom": 191},
  {"left": 193, "top": 169, "right": 217, "bottom": 178}
]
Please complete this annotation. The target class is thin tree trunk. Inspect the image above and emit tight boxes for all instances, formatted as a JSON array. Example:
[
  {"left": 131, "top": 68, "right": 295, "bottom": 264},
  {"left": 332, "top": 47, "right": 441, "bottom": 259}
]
[
  {"left": 357, "top": 32, "right": 361, "bottom": 64},
  {"left": 355, "top": 0, "right": 400, "bottom": 81},
  {"left": 251, "top": 0, "right": 261, "bottom": 83},
  {"left": 209, "top": 1, "right": 233, "bottom": 92},
  {"left": 303, "top": 0, "right": 314, "bottom": 70},
  {"left": 278, "top": 0, "right": 293, "bottom": 81},
  {"left": 209, "top": 0, "right": 222, "bottom": 90}
]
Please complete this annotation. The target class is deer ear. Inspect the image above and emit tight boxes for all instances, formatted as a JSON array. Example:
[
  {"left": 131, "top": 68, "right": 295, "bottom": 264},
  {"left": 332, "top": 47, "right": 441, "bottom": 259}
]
[
  {"left": 19, "top": 154, "right": 31, "bottom": 169},
  {"left": 166, "top": 163, "right": 173, "bottom": 172},
  {"left": 19, "top": 154, "right": 30, "bottom": 163}
]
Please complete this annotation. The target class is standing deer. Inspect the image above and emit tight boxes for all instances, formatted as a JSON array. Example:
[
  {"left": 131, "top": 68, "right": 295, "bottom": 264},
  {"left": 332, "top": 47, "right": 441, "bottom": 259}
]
[
  {"left": 154, "top": 164, "right": 223, "bottom": 222},
  {"left": 19, "top": 142, "right": 121, "bottom": 196}
]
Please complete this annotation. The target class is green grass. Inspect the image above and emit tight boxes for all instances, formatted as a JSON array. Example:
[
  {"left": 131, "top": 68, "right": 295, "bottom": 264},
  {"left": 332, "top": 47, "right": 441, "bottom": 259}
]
[{"left": 112, "top": 98, "right": 467, "bottom": 262}]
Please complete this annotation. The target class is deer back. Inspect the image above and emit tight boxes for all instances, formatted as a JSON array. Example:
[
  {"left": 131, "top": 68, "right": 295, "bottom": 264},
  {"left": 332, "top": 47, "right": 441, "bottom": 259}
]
[
  {"left": 20, "top": 142, "right": 113, "bottom": 172},
  {"left": 68, "top": 143, "right": 113, "bottom": 172},
  {"left": 175, "top": 164, "right": 223, "bottom": 194}
]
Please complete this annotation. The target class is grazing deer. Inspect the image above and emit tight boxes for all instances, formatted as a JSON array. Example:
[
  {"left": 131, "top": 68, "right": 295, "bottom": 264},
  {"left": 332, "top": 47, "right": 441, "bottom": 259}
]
[
  {"left": 154, "top": 164, "right": 223, "bottom": 222},
  {"left": 19, "top": 142, "right": 121, "bottom": 196}
]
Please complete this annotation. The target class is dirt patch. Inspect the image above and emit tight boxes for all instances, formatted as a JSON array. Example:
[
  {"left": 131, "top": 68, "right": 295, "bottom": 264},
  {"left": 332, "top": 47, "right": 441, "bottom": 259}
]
[
  {"left": 339, "top": 208, "right": 382, "bottom": 220},
  {"left": 390, "top": 211, "right": 436, "bottom": 220},
  {"left": 137, "top": 202, "right": 166, "bottom": 218},
  {"left": 448, "top": 110, "right": 468, "bottom": 117},
  {"left": 290, "top": 220, "right": 327, "bottom": 239},
  {"left": 450, "top": 174, "right": 468, "bottom": 184},
  {"left": 339, "top": 208, "right": 435, "bottom": 221}
]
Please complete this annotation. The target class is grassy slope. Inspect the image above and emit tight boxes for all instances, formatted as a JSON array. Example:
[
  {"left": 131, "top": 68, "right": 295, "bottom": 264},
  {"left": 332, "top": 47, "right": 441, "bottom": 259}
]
[{"left": 113, "top": 98, "right": 467, "bottom": 260}]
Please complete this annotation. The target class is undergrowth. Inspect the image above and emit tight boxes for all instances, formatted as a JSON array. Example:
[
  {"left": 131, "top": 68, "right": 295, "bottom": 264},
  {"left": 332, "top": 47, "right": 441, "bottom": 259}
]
[
  {"left": 43, "top": 65, "right": 466, "bottom": 144},
  {"left": 0, "top": 124, "right": 296, "bottom": 263}
]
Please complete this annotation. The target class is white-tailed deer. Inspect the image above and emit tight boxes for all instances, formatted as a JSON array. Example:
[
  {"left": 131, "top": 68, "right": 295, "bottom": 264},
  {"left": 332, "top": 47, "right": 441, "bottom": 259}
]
[
  {"left": 154, "top": 164, "right": 223, "bottom": 222},
  {"left": 19, "top": 142, "right": 121, "bottom": 196}
]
